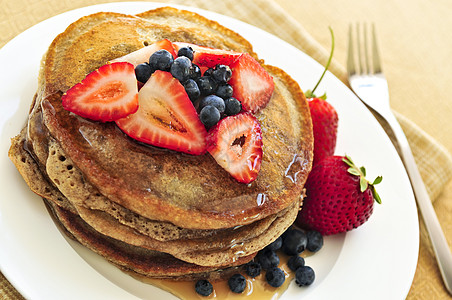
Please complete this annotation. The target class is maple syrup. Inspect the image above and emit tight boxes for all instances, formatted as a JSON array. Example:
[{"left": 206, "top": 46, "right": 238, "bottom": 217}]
[{"left": 141, "top": 251, "right": 312, "bottom": 299}]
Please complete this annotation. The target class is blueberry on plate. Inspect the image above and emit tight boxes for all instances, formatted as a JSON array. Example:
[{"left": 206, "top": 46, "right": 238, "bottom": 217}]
[
  {"left": 265, "top": 267, "right": 285, "bottom": 288},
  {"left": 170, "top": 56, "right": 192, "bottom": 82},
  {"left": 216, "top": 84, "right": 233, "bottom": 99},
  {"left": 287, "top": 255, "right": 305, "bottom": 271},
  {"left": 149, "top": 49, "right": 174, "bottom": 71},
  {"left": 228, "top": 274, "right": 247, "bottom": 293},
  {"left": 306, "top": 230, "right": 324, "bottom": 252},
  {"left": 177, "top": 46, "right": 194, "bottom": 61},
  {"left": 134, "top": 63, "right": 153, "bottom": 83},
  {"left": 256, "top": 248, "right": 280, "bottom": 270},
  {"left": 212, "top": 64, "right": 232, "bottom": 83},
  {"left": 199, "top": 105, "right": 221, "bottom": 128},
  {"left": 195, "top": 279, "right": 213, "bottom": 296},
  {"left": 183, "top": 79, "right": 200, "bottom": 101},
  {"left": 224, "top": 97, "right": 242, "bottom": 116},
  {"left": 266, "top": 236, "right": 283, "bottom": 251},
  {"left": 199, "top": 95, "right": 225, "bottom": 114},
  {"left": 295, "top": 266, "right": 315, "bottom": 286},
  {"left": 244, "top": 261, "right": 261, "bottom": 278},
  {"left": 196, "top": 76, "right": 218, "bottom": 96},
  {"left": 282, "top": 229, "right": 308, "bottom": 256}
]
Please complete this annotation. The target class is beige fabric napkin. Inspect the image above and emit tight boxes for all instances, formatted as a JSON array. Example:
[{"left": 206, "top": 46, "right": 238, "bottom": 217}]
[{"left": 1, "top": 0, "right": 451, "bottom": 299}]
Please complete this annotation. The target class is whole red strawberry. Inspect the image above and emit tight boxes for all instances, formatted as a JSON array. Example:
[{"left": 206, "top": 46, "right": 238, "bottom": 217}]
[{"left": 296, "top": 155, "right": 382, "bottom": 235}]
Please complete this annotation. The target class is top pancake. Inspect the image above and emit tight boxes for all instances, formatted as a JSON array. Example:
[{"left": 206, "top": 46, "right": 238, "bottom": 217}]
[{"left": 36, "top": 7, "right": 313, "bottom": 229}]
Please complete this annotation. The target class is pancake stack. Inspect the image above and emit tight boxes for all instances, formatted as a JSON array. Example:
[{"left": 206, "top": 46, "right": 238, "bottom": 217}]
[{"left": 8, "top": 7, "right": 313, "bottom": 281}]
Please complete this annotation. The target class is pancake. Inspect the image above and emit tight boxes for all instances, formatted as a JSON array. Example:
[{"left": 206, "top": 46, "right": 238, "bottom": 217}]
[{"left": 9, "top": 6, "right": 313, "bottom": 281}]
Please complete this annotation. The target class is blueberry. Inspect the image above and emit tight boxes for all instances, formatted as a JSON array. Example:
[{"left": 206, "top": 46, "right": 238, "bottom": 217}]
[
  {"left": 287, "top": 255, "right": 305, "bottom": 271},
  {"left": 266, "top": 236, "right": 283, "bottom": 251},
  {"left": 177, "top": 46, "right": 194, "bottom": 61},
  {"left": 265, "top": 267, "right": 285, "bottom": 288},
  {"left": 170, "top": 56, "right": 192, "bottom": 82},
  {"left": 256, "top": 248, "right": 280, "bottom": 270},
  {"left": 216, "top": 84, "right": 233, "bottom": 99},
  {"left": 189, "top": 64, "right": 202, "bottom": 80},
  {"left": 244, "top": 261, "right": 261, "bottom": 278},
  {"left": 199, "top": 95, "right": 225, "bottom": 114},
  {"left": 306, "top": 230, "right": 324, "bottom": 252},
  {"left": 195, "top": 279, "right": 213, "bottom": 296},
  {"left": 199, "top": 105, "right": 220, "bottom": 128},
  {"left": 196, "top": 76, "right": 218, "bottom": 96},
  {"left": 282, "top": 229, "right": 308, "bottom": 256},
  {"left": 224, "top": 97, "right": 242, "bottom": 116},
  {"left": 203, "top": 67, "right": 214, "bottom": 77},
  {"left": 228, "top": 274, "right": 246, "bottom": 293},
  {"left": 183, "top": 79, "right": 200, "bottom": 101},
  {"left": 149, "top": 49, "right": 173, "bottom": 71},
  {"left": 134, "top": 63, "right": 153, "bottom": 83},
  {"left": 212, "top": 65, "right": 232, "bottom": 83},
  {"left": 295, "top": 266, "right": 315, "bottom": 286}
]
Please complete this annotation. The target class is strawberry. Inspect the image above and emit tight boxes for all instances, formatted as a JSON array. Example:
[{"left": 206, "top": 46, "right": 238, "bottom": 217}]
[
  {"left": 207, "top": 112, "right": 263, "bottom": 184},
  {"left": 110, "top": 39, "right": 176, "bottom": 66},
  {"left": 228, "top": 53, "right": 274, "bottom": 113},
  {"left": 62, "top": 62, "right": 139, "bottom": 122},
  {"left": 307, "top": 96, "right": 338, "bottom": 166},
  {"left": 296, "top": 155, "right": 382, "bottom": 235},
  {"left": 173, "top": 42, "right": 241, "bottom": 68},
  {"left": 116, "top": 70, "right": 207, "bottom": 155}
]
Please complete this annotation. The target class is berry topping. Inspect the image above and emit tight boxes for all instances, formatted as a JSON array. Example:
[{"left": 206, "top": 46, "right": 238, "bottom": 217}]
[
  {"left": 115, "top": 70, "right": 207, "bottom": 155},
  {"left": 228, "top": 53, "right": 274, "bottom": 113},
  {"left": 212, "top": 64, "right": 232, "bottom": 83},
  {"left": 224, "top": 97, "right": 242, "bottom": 116},
  {"left": 170, "top": 56, "right": 192, "bottom": 82},
  {"left": 199, "top": 95, "right": 225, "bottom": 114},
  {"left": 228, "top": 274, "right": 247, "bottom": 293},
  {"left": 295, "top": 266, "right": 315, "bottom": 286},
  {"left": 189, "top": 64, "right": 202, "bottom": 80},
  {"left": 287, "top": 255, "right": 305, "bottom": 272},
  {"left": 207, "top": 113, "right": 263, "bottom": 184},
  {"left": 196, "top": 76, "right": 218, "bottom": 96},
  {"left": 256, "top": 248, "right": 280, "bottom": 270},
  {"left": 281, "top": 229, "right": 307, "bottom": 256},
  {"left": 244, "top": 261, "right": 261, "bottom": 278},
  {"left": 177, "top": 46, "right": 194, "bottom": 61},
  {"left": 266, "top": 236, "right": 283, "bottom": 251},
  {"left": 265, "top": 267, "right": 286, "bottom": 288},
  {"left": 216, "top": 84, "right": 234, "bottom": 99},
  {"left": 306, "top": 230, "right": 324, "bottom": 252},
  {"left": 62, "top": 62, "right": 138, "bottom": 122},
  {"left": 296, "top": 155, "right": 382, "bottom": 235},
  {"left": 195, "top": 279, "right": 213, "bottom": 296},
  {"left": 199, "top": 105, "right": 221, "bottom": 128},
  {"left": 110, "top": 39, "right": 176, "bottom": 67},
  {"left": 135, "top": 62, "right": 153, "bottom": 83},
  {"left": 183, "top": 79, "right": 200, "bottom": 101},
  {"left": 174, "top": 42, "right": 242, "bottom": 68},
  {"left": 149, "top": 49, "right": 174, "bottom": 72}
]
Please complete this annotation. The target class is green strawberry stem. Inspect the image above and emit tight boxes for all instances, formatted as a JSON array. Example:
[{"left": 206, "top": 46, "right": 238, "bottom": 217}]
[
  {"left": 305, "top": 27, "right": 335, "bottom": 100},
  {"left": 342, "top": 155, "right": 382, "bottom": 204}
]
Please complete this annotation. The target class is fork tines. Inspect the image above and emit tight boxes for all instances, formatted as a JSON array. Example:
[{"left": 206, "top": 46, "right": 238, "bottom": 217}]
[{"left": 347, "top": 23, "right": 382, "bottom": 76}]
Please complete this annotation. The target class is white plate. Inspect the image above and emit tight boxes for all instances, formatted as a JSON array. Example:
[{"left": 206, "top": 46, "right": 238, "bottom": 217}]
[{"left": 0, "top": 2, "right": 419, "bottom": 300}]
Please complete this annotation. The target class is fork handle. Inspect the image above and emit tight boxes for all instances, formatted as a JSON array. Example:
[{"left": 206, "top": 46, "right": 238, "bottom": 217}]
[{"left": 385, "top": 112, "right": 452, "bottom": 295}]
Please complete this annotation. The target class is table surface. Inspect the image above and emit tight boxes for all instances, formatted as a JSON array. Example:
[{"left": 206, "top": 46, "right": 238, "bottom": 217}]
[{"left": 1, "top": 0, "right": 451, "bottom": 299}]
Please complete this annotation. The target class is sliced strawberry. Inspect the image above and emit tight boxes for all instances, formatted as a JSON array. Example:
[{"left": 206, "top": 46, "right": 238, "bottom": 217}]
[
  {"left": 173, "top": 42, "right": 241, "bottom": 68},
  {"left": 62, "top": 62, "right": 138, "bottom": 122},
  {"left": 207, "top": 112, "right": 263, "bottom": 184},
  {"left": 228, "top": 53, "right": 274, "bottom": 113},
  {"left": 110, "top": 39, "right": 176, "bottom": 66},
  {"left": 116, "top": 70, "right": 207, "bottom": 155}
]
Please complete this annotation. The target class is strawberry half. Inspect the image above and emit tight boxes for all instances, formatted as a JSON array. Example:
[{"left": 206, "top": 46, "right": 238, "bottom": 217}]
[
  {"left": 228, "top": 53, "right": 274, "bottom": 113},
  {"left": 62, "top": 62, "right": 139, "bottom": 122},
  {"left": 116, "top": 70, "right": 207, "bottom": 155},
  {"left": 207, "top": 112, "right": 263, "bottom": 184},
  {"left": 173, "top": 42, "right": 241, "bottom": 68},
  {"left": 296, "top": 155, "right": 382, "bottom": 235},
  {"left": 110, "top": 39, "right": 176, "bottom": 66}
]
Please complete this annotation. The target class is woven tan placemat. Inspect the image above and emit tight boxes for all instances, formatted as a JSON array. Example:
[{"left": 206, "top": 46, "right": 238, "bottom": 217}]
[{"left": 1, "top": 0, "right": 451, "bottom": 299}]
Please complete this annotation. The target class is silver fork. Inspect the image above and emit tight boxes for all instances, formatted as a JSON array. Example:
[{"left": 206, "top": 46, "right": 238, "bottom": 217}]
[{"left": 347, "top": 23, "right": 452, "bottom": 294}]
